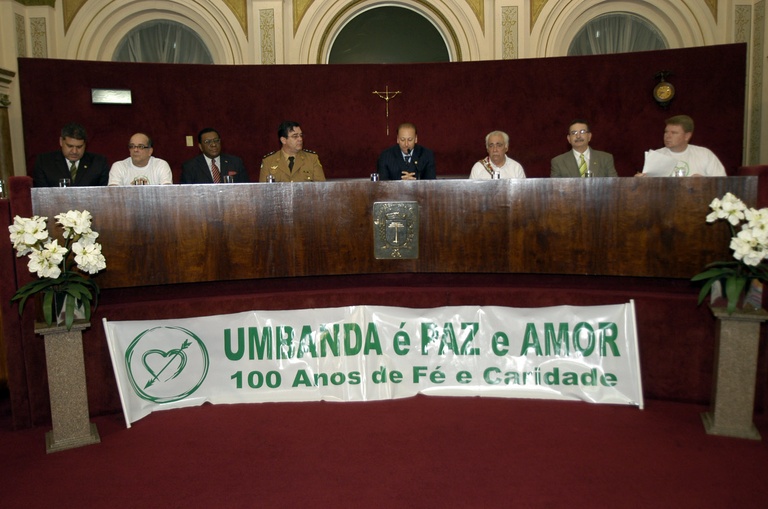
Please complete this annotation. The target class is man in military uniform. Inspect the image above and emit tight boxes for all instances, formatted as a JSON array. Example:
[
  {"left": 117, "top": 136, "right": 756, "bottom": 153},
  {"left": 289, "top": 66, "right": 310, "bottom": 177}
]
[{"left": 259, "top": 121, "right": 326, "bottom": 182}]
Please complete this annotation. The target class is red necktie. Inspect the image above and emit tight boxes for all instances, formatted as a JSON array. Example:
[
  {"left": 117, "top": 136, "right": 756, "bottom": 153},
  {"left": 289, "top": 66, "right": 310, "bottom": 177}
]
[{"left": 211, "top": 159, "right": 221, "bottom": 183}]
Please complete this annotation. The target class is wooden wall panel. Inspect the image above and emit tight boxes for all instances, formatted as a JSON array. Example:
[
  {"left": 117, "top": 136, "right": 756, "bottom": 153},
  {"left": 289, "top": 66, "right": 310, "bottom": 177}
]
[{"left": 29, "top": 177, "right": 757, "bottom": 288}]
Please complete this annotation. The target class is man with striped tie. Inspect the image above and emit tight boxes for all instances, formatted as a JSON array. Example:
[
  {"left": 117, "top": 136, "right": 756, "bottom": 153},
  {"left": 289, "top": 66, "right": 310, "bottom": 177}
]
[
  {"left": 550, "top": 119, "right": 617, "bottom": 178},
  {"left": 181, "top": 128, "right": 248, "bottom": 184}
]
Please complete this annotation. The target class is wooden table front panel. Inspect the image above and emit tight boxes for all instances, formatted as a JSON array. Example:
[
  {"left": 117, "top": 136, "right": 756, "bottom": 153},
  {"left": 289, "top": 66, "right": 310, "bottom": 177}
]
[{"left": 31, "top": 177, "right": 756, "bottom": 289}]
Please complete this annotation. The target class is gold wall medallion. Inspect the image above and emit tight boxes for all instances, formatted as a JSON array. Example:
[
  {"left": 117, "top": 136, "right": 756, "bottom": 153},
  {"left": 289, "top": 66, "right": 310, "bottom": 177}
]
[{"left": 373, "top": 202, "right": 419, "bottom": 259}]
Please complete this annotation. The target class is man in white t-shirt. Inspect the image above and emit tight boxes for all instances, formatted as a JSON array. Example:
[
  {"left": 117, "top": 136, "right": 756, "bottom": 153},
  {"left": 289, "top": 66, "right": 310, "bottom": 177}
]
[
  {"left": 108, "top": 132, "right": 173, "bottom": 185},
  {"left": 652, "top": 115, "right": 726, "bottom": 177},
  {"left": 469, "top": 130, "right": 525, "bottom": 179}
]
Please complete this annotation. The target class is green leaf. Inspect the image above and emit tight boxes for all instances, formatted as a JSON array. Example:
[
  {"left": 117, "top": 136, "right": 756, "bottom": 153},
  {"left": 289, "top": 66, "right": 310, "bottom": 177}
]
[
  {"left": 697, "top": 278, "right": 719, "bottom": 305},
  {"left": 691, "top": 268, "right": 736, "bottom": 281},
  {"left": 724, "top": 276, "right": 749, "bottom": 314},
  {"left": 42, "top": 291, "right": 54, "bottom": 326}
]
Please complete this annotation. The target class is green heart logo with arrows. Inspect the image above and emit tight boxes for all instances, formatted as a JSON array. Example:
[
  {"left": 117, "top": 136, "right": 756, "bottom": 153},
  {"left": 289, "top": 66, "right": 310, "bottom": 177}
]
[{"left": 141, "top": 339, "right": 191, "bottom": 389}]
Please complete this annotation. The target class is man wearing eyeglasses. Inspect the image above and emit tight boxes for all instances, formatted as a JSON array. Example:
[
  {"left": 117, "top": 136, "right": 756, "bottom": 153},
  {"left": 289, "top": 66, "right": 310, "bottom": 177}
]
[
  {"left": 550, "top": 119, "right": 617, "bottom": 178},
  {"left": 181, "top": 128, "right": 248, "bottom": 184},
  {"left": 32, "top": 123, "right": 110, "bottom": 187},
  {"left": 259, "top": 121, "right": 325, "bottom": 182},
  {"left": 108, "top": 132, "right": 173, "bottom": 185}
]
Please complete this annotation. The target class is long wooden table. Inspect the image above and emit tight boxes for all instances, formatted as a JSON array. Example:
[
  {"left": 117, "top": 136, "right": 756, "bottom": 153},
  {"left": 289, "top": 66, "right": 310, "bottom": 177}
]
[{"left": 30, "top": 177, "right": 756, "bottom": 288}]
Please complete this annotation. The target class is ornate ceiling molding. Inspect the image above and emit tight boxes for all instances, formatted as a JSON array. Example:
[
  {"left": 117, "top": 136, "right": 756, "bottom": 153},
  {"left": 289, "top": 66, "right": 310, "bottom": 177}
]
[{"left": 61, "top": 1, "right": 248, "bottom": 35}]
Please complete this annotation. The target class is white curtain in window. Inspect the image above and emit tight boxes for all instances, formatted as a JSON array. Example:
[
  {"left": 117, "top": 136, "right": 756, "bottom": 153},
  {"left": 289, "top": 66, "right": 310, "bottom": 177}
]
[
  {"left": 114, "top": 21, "right": 213, "bottom": 64},
  {"left": 569, "top": 14, "right": 667, "bottom": 55}
]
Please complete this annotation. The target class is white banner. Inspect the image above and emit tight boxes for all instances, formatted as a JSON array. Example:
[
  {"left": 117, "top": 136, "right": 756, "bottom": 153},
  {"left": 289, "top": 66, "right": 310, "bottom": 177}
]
[{"left": 103, "top": 302, "right": 643, "bottom": 427}]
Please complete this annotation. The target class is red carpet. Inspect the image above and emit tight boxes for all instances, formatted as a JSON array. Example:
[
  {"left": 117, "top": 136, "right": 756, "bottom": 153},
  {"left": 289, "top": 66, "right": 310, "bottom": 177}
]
[{"left": 1, "top": 396, "right": 767, "bottom": 508}]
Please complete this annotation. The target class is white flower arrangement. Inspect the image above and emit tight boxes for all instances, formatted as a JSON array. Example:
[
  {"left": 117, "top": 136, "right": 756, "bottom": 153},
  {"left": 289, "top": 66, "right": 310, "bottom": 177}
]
[
  {"left": 9, "top": 210, "right": 106, "bottom": 329},
  {"left": 693, "top": 193, "right": 768, "bottom": 314}
]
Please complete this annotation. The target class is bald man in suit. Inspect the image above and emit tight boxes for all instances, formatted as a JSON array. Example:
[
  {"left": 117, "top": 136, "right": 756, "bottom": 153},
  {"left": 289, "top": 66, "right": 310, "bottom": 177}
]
[{"left": 551, "top": 119, "right": 617, "bottom": 178}]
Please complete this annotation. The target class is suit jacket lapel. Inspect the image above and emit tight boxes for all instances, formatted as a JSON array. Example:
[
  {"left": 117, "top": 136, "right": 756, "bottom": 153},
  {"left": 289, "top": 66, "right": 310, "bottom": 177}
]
[
  {"left": 198, "top": 155, "right": 213, "bottom": 183},
  {"left": 568, "top": 154, "right": 580, "bottom": 177},
  {"left": 56, "top": 153, "right": 70, "bottom": 180}
]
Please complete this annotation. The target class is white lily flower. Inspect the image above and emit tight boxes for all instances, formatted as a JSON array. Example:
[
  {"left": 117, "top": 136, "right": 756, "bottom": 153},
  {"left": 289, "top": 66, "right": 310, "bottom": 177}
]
[
  {"left": 72, "top": 240, "right": 107, "bottom": 274},
  {"left": 8, "top": 215, "right": 49, "bottom": 255},
  {"left": 78, "top": 229, "right": 100, "bottom": 246},
  {"left": 27, "top": 248, "right": 63, "bottom": 278},
  {"left": 42, "top": 239, "right": 67, "bottom": 266},
  {"left": 720, "top": 196, "right": 746, "bottom": 225},
  {"left": 56, "top": 210, "right": 93, "bottom": 238}
]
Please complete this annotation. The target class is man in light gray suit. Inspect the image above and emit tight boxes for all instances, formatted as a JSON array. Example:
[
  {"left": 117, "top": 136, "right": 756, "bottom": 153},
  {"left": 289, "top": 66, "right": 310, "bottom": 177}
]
[{"left": 550, "top": 119, "right": 617, "bottom": 178}]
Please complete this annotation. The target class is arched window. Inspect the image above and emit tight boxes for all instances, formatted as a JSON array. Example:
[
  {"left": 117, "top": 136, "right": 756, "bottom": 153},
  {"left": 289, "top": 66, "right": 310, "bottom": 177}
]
[
  {"left": 568, "top": 13, "right": 667, "bottom": 55},
  {"left": 329, "top": 7, "right": 449, "bottom": 63},
  {"left": 113, "top": 20, "right": 213, "bottom": 64}
]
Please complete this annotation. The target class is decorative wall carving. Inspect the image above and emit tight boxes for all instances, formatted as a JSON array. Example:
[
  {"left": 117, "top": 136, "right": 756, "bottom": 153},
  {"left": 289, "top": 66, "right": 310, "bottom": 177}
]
[
  {"left": 502, "top": 6, "right": 518, "bottom": 60},
  {"left": 15, "top": 14, "right": 26, "bottom": 58},
  {"left": 31, "top": 18, "right": 48, "bottom": 58},
  {"left": 746, "top": 1, "right": 765, "bottom": 165},
  {"left": 735, "top": 5, "right": 751, "bottom": 42},
  {"left": 260, "top": 9, "right": 276, "bottom": 65}
]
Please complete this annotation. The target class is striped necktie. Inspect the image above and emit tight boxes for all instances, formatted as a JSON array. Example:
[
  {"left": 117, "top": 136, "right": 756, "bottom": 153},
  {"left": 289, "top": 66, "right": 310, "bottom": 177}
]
[
  {"left": 578, "top": 153, "right": 587, "bottom": 177},
  {"left": 211, "top": 159, "right": 221, "bottom": 183},
  {"left": 70, "top": 161, "right": 78, "bottom": 182}
]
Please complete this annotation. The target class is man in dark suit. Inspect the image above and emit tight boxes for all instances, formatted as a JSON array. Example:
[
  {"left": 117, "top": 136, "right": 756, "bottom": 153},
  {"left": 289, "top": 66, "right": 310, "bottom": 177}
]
[
  {"left": 181, "top": 128, "right": 248, "bottom": 183},
  {"left": 550, "top": 119, "right": 617, "bottom": 178},
  {"left": 377, "top": 122, "right": 436, "bottom": 180},
  {"left": 32, "top": 123, "right": 109, "bottom": 187}
]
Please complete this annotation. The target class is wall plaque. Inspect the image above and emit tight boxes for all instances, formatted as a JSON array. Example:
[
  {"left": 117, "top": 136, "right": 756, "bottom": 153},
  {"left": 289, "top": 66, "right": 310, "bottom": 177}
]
[{"left": 373, "top": 201, "right": 419, "bottom": 259}]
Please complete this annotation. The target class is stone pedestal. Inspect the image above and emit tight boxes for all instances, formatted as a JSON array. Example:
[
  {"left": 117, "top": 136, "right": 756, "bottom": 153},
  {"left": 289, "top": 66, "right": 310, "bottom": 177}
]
[
  {"left": 36, "top": 321, "right": 100, "bottom": 453},
  {"left": 701, "top": 307, "right": 767, "bottom": 440}
]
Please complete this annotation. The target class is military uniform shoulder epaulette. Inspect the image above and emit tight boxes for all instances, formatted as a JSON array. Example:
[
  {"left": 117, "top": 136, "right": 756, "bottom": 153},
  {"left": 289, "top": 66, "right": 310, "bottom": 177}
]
[
  {"left": 302, "top": 149, "right": 317, "bottom": 154},
  {"left": 262, "top": 150, "right": 278, "bottom": 159}
]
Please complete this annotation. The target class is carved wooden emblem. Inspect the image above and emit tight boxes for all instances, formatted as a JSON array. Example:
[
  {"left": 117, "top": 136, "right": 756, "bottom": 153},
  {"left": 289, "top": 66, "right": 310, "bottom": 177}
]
[{"left": 373, "top": 202, "right": 419, "bottom": 259}]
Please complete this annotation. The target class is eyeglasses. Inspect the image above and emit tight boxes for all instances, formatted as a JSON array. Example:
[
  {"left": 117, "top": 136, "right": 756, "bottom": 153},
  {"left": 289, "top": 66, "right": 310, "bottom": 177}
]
[
  {"left": 568, "top": 129, "right": 590, "bottom": 136},
  {"left": 203, "top": 138, "right": 221, "bottom": 146},
  {"left": 487, "top": 143, "right": 506, "bottom": 149},
  {"left": 128, "top": 144, "right": 150, "bottom": 150},
  {"left": 288, "top": 133, "right": 304, "bottom": 139}
]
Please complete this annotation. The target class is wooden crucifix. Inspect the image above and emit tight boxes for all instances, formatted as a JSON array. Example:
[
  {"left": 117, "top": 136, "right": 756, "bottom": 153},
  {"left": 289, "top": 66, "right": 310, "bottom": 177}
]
[{"left": 372, "top": 85, "right": 401, "bottom": 136}]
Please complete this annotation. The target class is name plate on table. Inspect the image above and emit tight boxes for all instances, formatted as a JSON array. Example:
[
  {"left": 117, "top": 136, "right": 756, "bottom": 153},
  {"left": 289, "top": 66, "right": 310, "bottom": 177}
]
[{"left": 373, "top": 201, "right": 419, "bottom": 259}]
